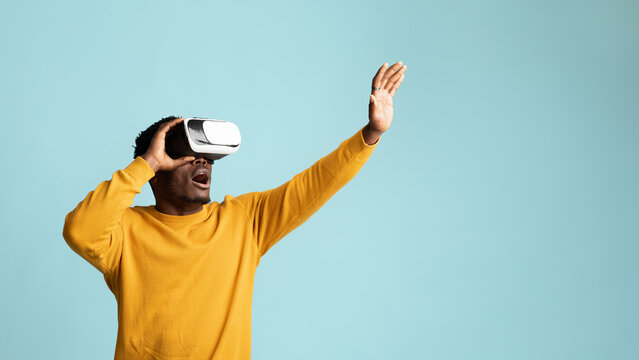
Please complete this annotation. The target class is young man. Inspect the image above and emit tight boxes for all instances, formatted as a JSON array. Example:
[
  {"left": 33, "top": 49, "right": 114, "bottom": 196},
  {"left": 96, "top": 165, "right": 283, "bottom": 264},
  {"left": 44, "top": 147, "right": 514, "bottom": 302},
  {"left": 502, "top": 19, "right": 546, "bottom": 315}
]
[{"left": 63, "top": 61, "right": 406, "bottom": 359}]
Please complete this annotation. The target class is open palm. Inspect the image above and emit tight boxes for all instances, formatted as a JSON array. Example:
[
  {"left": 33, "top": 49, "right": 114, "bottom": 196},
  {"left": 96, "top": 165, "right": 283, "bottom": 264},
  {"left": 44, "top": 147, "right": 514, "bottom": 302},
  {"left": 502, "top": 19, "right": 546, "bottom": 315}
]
[{"left": 368, "top": 61, "right": 407, "bottom": 133}]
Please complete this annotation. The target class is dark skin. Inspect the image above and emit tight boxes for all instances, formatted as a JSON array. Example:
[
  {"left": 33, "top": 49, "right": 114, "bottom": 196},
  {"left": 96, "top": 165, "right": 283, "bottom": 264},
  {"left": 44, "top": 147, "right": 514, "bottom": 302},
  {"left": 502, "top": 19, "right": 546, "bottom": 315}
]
[
  {"left": 142, "top": 118, "right": 212, "bottom": 215},
  {"left": 146, "top": 127, "right": 214, "bottom": 215},
  {"left": 141, "top": 61, "right": 407, "bottom": 215}
]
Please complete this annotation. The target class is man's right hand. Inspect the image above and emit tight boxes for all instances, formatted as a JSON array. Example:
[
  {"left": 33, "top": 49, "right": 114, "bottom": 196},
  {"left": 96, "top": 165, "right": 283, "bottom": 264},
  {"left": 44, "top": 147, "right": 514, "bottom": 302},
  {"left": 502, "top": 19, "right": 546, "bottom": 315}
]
[{"left": 141, "top": 117, "right": 196, "bottom": 173}]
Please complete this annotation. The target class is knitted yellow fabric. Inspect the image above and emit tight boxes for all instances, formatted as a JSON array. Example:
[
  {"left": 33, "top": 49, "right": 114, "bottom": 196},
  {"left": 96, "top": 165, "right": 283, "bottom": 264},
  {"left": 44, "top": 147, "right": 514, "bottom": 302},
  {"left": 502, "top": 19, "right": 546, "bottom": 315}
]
[{"left": 63, "top": 127, "right": 377, "bottom": 359}]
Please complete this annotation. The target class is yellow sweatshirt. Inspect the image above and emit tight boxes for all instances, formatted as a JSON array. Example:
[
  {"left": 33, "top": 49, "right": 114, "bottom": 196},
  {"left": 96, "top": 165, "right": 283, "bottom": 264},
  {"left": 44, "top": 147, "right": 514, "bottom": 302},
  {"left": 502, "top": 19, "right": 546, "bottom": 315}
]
[{"left": 63, "top": 127, "right": 377, "bottom": 359}]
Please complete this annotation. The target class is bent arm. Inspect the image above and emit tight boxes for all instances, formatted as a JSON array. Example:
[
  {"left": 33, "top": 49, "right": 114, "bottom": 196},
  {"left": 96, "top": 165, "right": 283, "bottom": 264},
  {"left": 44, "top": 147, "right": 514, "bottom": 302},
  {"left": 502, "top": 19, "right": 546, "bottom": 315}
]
[
  {"left": 63, "top": 157, "right": 155, "bottom": 274},
  {"left": 234, "top": 126, "right": 377, "bottom": 256}
]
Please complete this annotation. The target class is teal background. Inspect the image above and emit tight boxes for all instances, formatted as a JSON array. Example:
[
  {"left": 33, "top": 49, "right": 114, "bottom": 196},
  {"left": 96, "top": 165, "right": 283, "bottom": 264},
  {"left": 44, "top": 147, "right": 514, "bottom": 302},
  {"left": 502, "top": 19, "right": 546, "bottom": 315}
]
[{"left": 1, "top": 0, "right": 638, "bottom": 358}]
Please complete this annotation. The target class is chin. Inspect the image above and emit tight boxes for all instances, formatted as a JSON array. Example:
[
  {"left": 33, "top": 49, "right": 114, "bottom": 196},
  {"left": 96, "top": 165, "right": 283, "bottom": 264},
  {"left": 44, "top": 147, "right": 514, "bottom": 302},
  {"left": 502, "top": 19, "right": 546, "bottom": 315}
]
[
  {"left": 193, "top": 197, "right": 211, "bottom": 204},
  {"left": 180, "top": 195, "right": 211, "bottom": 205}
]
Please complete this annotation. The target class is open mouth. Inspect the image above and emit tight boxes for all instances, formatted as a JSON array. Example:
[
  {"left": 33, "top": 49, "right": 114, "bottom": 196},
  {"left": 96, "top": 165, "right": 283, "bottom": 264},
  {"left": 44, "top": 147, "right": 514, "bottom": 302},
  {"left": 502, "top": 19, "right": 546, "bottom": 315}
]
[
  {"left": 191, "top": 169, "right": 210, "bottom": 189},
  {"left": 192, "top": 173, "right": 208, "bottom": 184}
]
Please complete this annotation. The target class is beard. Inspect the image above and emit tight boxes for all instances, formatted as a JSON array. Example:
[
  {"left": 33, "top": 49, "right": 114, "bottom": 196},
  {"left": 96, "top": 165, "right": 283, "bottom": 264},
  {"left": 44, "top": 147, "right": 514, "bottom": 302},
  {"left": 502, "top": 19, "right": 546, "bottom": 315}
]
[{"left": 178, "top": 193, "right": 211, "bottom": 204}]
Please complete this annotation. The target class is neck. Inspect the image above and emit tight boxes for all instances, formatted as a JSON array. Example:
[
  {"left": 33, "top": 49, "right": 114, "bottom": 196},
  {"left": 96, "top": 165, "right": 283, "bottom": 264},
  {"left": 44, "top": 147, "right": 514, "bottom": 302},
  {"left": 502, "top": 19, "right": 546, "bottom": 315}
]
[{"left": 154, "top": 197, "right": 203, "bottom": 216}]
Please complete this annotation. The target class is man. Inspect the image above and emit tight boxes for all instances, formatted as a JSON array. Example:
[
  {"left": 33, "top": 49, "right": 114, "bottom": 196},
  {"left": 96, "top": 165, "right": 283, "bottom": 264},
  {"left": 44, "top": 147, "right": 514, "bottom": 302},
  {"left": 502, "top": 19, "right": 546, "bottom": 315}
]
[{"left": 63, "top": 61, "right": 407, "bottom": 359}]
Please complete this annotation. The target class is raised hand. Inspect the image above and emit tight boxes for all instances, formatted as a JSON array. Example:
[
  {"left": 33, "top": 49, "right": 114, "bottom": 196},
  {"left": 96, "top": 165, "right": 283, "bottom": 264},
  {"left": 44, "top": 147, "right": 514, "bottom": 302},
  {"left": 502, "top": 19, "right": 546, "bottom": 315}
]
[
  {"left": 368, "top": 61, "right": 407, "bottom": 134},
  {"left": 141, "top": 118, "right": 196, "bottom": 172}
]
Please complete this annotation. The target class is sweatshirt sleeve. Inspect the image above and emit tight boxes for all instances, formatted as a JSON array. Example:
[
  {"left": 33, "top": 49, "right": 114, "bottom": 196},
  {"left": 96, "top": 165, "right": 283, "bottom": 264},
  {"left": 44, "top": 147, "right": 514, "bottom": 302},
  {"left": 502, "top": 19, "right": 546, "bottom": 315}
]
[
  {"left": 63, "top": 157, "right": 155, "bottom": 274},
  {"left": 233, "top": 127, "right": 378, "bottom": 257}
]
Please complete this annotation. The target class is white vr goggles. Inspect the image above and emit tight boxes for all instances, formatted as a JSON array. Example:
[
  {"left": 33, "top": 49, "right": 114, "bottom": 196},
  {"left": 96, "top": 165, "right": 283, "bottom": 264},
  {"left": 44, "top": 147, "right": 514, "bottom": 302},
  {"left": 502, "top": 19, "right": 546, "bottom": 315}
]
[{"left": 183, "top": 117, "right": 241, "bottom": 161}]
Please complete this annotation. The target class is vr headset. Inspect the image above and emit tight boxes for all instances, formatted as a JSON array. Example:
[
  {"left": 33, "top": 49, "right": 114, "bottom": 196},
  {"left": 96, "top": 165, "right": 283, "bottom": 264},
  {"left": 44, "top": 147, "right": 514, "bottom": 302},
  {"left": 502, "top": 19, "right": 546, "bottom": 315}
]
[{"left": 183, "top": 117, "right": 241, "bottom": 161}]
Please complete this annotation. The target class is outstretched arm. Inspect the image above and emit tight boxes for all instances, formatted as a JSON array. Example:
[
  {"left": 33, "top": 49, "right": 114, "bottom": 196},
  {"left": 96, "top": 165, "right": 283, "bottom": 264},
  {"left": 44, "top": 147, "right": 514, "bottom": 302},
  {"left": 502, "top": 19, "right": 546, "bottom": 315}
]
[{"left": 235, "top": 61, "right": 407, "bottom": 256}]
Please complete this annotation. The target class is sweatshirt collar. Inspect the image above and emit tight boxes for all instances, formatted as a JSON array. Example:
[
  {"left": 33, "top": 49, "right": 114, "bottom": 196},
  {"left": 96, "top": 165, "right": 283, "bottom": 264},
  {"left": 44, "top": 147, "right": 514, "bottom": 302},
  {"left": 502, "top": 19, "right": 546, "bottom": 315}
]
[{"left": 146, "top": 204, "right": 213, "bottom": 224}]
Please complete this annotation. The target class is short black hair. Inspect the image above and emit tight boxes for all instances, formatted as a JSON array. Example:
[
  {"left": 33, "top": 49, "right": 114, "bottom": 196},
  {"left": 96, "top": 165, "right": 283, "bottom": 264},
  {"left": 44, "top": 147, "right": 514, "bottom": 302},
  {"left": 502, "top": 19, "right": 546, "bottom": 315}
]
[{"left": 133, "top": 115, "right": 188, "bottom": 159}]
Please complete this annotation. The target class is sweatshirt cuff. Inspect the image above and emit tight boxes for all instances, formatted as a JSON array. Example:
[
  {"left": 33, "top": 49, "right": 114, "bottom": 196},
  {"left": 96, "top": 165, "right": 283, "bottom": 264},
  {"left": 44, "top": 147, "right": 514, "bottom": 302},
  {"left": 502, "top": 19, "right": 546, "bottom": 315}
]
[
  {"left": 123, "top": 157, "right": 156, "bottom": 188},
  {"left": 346, "top": 126, "right": 378, "bottom": 161}
]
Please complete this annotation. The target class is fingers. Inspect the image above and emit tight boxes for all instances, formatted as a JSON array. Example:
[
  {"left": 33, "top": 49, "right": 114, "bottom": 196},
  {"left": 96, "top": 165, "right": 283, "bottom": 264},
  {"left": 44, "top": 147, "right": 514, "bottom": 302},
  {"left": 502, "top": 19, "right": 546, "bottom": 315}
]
[
  {"left": 372, "top": 63, "right": 388, "bottom": 91},
  {"left": 164, "top": 155, "right": 196, "bottom": 171},
  {"left": 156, "top": 117, "right": 184, "bottom": 140},
  {"left": 389, "top": 73, "right": 405, "bottom": 97},
  {"left": 175, "top": 156, "right": 196, "bottom": 166},
  {"left": 386, "top": 65, "right": 407, "bottom": 91},
  {"left": 381, "top": 61, "right": 405, "bottom": 89}
]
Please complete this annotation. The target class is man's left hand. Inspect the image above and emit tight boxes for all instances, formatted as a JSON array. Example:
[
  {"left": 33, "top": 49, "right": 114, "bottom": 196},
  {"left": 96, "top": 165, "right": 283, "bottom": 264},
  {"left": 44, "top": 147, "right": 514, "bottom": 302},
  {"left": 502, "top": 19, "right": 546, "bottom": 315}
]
[{"left": 364, "top": 61, "right": 407, "bottom": 145}]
